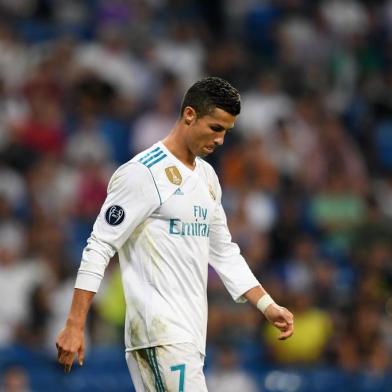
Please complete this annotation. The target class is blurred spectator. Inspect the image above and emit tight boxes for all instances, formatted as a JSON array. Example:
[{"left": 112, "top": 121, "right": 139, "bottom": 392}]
[
  {"left": 10, "top": 63, "right": 65, "bottom": 156},
  {"left": 237, "top": 72, "right": 292, "bottom": 138},
  {"left": 375, "top": 120, "right": 392, "bottom": 171},
  {"left": 220, "top": 137, "right": 280, "bottom": 193},
  {"left": 264, "top": 119, "right": 302, "bottom": 180},
  {"left": 0, "top": 23, "right": 29, "bottom": 92},
  {"left": 366, "top": 339, "right": 391, "bottom": 376},
  {"left": 73, "top": 161, "right": 109, "bottom": 221},
  {"left": 95, "top": 263, "right": 126, "bottom": 342},
  {"left": 66, "top": 120, "right": 111, "bottom": 166},
  {"left": 75, "top": 24, "right": 153, "bottom": 100},
  {"left": 204, "top": 40, "right": 251, "bottom": 88},
  {"left": 320, "top": 0, "right": 369, "bottom": 38},
  {"left": 132, "top": 75, "right": 180, "bottom": 152},
  {"left": 26, "top": 156, "right": 78, "bottom": 222},
  {"left": 309, "top": 171, "right": 366, "bottom": 252},
  {"left": 0, "top": 165, "right": 26, "bottom": 211},
  {"left": 334, "top": 334, "right": 361, "bottom": 373},
  {"left": 153, "top": 22, "right": 205, "bottom": 89},
  {"left": 206, "top": 346, "right": 258, "bottom": 392},
  {"left": 0, "top": 222, "right": 46, "bottom": 346},
  {"left": 281, "top": 235, "right": 320, "bottom": 294},
  {"left": 374, "top": 174, "right": 392, "bottom": 219},
  {"left": 0, "top": 366, "right": 31, "bottom": 392},
  {"left": 278, "top": 13, "right": 331, "bottom": 68},
  {"left": 0, "top": 77, "right": 29, "bottom": 153}
]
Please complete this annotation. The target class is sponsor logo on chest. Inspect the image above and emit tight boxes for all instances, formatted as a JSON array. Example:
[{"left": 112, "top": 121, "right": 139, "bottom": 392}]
[{"left": 168, "top": 205, "right": 210, "bottom": 237}]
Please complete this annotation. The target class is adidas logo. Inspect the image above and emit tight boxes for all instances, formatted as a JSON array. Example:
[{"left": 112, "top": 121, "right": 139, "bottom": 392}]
[{"left": 174, "top": 188, "right": 184, "bottom": 195}]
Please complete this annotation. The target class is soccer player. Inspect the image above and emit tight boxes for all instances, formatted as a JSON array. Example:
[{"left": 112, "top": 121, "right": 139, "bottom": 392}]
[{"left": 56, "top": 77, "right": 294, "bottom": 391}]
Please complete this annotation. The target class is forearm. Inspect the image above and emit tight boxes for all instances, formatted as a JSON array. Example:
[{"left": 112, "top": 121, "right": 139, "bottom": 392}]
[
  {"left": 66, "top": 288, "right": 95, "bottom": 330},
  {"left": 243, "top": 285, "right": 268, "bottom": 307}
]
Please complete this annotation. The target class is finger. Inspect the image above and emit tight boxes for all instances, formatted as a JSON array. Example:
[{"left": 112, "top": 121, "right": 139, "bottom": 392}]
[
  {"left": 77, "top": 345, "right": 84, "bottom": 366},
  {"left": 278, "top": 331, "right": 290, "bottom": 340},
  {"left": 273, "top": 321, "right": 287, "bottom": 329},
  {"left": 64, "top": 363, "right": 73, "bottom": 374},
  {"left": 278, "top": 325, "right": 294, "bottom": 340},
  {"left": 58, "top": 348, "right": 67, "bottom": 364},
  {"left": 59, "top": 350, "right": 75, "bottom": 366},
  {"left": 281, "top": 310, "right": 294, "bottom": 325}
]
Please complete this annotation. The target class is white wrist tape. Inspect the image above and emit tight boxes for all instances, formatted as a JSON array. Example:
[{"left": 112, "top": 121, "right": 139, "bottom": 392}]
[{"left": 256, "top": 294, "right": 275, "bottom": 314}]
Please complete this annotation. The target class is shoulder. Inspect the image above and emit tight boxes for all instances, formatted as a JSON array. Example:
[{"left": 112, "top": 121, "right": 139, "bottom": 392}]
[
  {"left": 131, "top": 144, "right": 171, "bottom": 183},
  {"left": 108, "top": 160, "right": 149, "bottom": 189},
  {"left": 107, "top": 145, "right": 166, "bottom": 192},
  {"left": 112, "top": 144, "right": 167, "bottom": 178},
  {"left": 134, "top": 144, "right": 168, "bottom": 170},
  {"left": 106, "top": 159, "right": 162, "bottom": 205}
]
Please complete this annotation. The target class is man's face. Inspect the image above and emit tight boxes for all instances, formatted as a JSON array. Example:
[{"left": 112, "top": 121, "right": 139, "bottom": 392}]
[{"left": 184, "top": 107, "right": 236, "bottom": 157}]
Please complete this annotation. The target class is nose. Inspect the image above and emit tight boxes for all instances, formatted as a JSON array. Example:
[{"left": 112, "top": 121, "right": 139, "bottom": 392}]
[{"left": 214, "top": 133, "right": 225, "bottom": 146}]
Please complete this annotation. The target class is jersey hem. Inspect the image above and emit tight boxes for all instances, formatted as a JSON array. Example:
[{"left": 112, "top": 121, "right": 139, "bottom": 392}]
[{"left": 124, "top": 338, "right": 205, "bottom": 356}]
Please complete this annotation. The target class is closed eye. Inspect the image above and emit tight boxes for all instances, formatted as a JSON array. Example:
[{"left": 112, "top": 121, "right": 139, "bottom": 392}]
[{"left": 210, "top": 125, "right": 225, "bottom": 132}]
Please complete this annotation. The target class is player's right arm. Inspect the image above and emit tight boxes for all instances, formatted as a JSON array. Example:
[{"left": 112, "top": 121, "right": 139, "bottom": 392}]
[
  {"left": 56, "top": 288, "right": 94, "bottom": 372},
  {"left": 56, "top": 161, "right": 161, "bottom": 371},
  {"left": 75, "top": 162, "right": 161, "bottom": 293}
]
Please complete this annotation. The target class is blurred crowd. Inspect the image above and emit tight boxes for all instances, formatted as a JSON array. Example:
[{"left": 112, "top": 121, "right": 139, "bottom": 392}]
[{"left": 0, "top": 0, "right": 392, "bottom": 391}]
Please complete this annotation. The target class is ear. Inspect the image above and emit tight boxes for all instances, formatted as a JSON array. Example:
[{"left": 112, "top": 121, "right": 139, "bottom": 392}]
[{"left": 183, "top": 106, "right": 197, "bottom": 126}]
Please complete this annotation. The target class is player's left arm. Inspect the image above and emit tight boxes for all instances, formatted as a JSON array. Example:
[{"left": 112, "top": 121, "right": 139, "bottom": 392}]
[{"left": 208, "top": 175, "right": 294, "bottom": 339}]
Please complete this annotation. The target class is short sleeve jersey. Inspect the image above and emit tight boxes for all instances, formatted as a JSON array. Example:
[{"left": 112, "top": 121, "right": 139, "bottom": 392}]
[{"left": 75, "top": 141, "right": 259, "bottom": 355}]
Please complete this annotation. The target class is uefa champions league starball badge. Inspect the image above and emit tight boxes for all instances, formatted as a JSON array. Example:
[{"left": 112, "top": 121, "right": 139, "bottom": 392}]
[{"left": 105, "top": 205, "right": 125, "bottom": 226}]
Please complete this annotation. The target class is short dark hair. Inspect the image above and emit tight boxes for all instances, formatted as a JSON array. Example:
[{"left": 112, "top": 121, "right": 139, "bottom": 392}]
[{"left": 180, "top": 77, "right": 241, "bottom": 118}]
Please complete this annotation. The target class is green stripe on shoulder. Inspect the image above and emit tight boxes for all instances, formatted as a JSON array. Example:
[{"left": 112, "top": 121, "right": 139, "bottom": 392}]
[{"left": 139, "top": 146, "right": 161, "bottom": 162}]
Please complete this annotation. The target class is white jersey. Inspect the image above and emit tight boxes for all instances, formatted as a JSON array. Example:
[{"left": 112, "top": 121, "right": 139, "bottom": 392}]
[{"left": 75, "top": 141, "right": 259, "bottom": 355}]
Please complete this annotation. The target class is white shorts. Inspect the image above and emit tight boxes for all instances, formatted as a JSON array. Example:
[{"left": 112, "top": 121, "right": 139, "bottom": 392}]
[{"left": 125, "top": 343, "right": 208, "bottom": 392}]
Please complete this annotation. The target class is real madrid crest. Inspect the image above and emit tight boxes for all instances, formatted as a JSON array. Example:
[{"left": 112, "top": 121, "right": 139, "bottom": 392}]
[
  {"left": 208, "top": 183, "right": 216, "bottom": 200},
  {"left": 165, "top": 166, "right": 182, "bottom": 185}
]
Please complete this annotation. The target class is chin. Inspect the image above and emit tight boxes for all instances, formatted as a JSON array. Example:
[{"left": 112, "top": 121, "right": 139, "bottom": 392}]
[{"left": 197, "top": 150, "right": 209, "bottom": 158}]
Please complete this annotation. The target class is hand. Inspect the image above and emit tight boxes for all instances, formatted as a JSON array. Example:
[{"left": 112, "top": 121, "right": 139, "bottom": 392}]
[
  {"left": 264, "top": 303, "right": 294, "bottom": 340},
  {"left": 56, "top": 324, "right": 85, "bottom": 373}
]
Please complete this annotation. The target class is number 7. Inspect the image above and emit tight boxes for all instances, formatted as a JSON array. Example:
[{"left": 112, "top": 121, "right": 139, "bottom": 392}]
[{"left": 170, "top": 364, "right": 186, "bottom": 392}]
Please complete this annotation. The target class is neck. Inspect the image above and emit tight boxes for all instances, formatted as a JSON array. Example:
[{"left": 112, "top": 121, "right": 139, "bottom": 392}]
[{"left": 162, "top": 122, "right": 196, "bottom": 170}]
